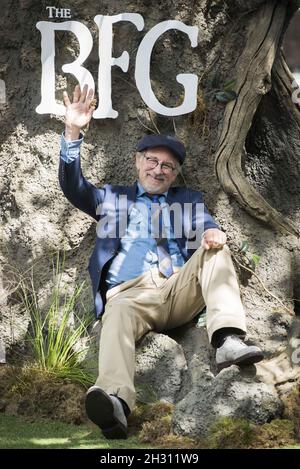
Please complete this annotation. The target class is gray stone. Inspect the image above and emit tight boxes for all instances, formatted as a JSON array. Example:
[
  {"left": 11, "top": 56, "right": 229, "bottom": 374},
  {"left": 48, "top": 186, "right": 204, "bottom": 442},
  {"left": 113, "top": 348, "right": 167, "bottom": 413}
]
[
  {"left": 79, "top": 320, "right": 102, "bottom": 378},
  {"left": 172, "top": 365, "right": 282, "bottom": 437},
  {"left": 135, "top": 332, "right": 187, "bottom": 404},
  {"left": 80, "top": 326, "right": 188, "bottom": 406}
]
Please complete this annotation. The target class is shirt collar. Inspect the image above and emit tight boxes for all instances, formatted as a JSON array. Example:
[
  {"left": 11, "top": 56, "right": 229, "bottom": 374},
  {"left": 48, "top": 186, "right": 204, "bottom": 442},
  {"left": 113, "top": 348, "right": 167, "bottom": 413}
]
[{"left": 136, "top": 181, "right": 168, "bottom": 198}]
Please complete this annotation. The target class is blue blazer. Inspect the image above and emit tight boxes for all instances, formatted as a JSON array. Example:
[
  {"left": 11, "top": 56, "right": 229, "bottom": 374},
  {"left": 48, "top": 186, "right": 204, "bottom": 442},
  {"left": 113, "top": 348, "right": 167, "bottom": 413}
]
[{"left": 59, "top": 156, "right": 219, "bottom": 318}]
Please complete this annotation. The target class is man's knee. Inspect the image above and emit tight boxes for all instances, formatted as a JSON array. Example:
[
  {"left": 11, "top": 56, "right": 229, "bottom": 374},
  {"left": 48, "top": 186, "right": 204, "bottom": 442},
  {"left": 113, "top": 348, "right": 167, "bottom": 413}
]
[
  {"left": 102, "top": 300, "right": 132, "bottom": 324},
  {"left": 102, "top": 301, "right": 147, "bottom": 336}
]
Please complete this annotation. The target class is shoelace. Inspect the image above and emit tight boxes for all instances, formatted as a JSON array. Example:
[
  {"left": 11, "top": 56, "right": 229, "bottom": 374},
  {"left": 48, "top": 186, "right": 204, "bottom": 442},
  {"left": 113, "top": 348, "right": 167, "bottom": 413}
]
[{"left": 226, "top": 335, "right": 246, "bottom": 344}]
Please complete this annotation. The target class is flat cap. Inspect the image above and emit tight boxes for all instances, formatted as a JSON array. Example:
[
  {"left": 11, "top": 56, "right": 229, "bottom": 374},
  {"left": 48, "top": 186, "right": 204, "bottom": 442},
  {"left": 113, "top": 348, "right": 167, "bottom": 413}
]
[{"left": 137, "top": 134, "right": 186, "bottom": 165}]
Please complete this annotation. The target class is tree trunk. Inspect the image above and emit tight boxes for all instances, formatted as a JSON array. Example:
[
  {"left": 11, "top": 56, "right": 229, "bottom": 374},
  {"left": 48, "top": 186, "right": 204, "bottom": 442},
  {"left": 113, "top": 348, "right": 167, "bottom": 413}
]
[{"left": 216, "top": 1, "right": 299, "bottom": 236}]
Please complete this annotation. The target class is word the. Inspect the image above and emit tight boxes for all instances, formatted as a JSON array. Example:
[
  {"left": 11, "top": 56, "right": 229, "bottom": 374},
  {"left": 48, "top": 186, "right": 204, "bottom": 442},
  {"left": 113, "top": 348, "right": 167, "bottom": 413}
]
[{"left": 46, "top": 6, "right": 71, "bottom": 19}]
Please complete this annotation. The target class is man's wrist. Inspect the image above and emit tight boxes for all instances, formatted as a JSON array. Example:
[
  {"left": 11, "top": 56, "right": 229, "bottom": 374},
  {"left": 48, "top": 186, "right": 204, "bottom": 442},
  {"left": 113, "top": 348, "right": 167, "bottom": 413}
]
[
  {"left": 65, "top": 125, "right": 81, "bottom": 141},
  {"left": 60, "top": 131, "right": 83, "bottom": 163}
]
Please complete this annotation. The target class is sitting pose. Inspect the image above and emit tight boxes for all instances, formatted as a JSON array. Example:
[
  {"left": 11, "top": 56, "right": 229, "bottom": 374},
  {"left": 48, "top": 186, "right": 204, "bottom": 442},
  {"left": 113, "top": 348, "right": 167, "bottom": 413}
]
[{"left": 59, "top": 85, "right": 263, "bottom": 439}]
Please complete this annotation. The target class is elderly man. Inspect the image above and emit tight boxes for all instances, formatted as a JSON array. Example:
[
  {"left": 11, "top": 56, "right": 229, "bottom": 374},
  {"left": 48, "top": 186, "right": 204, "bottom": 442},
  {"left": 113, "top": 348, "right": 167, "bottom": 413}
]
[{"left": 59, "top": 85, "right": 263, "bottom": 439}]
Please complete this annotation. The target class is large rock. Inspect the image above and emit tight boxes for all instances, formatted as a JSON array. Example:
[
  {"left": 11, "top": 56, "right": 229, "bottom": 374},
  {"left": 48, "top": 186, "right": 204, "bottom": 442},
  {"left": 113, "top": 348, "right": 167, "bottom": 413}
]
[
  {"left": 172, "top": 365, "right": 283, "bottom": 437},
  {"left": 135, "top": 331, "right": 187, "bottom": 403},
  {"left": 168, "top": 320, "right": 283, "bottom": 436},
  {"left": 80, "top": 326, "right": 188, "bottom": 405}
]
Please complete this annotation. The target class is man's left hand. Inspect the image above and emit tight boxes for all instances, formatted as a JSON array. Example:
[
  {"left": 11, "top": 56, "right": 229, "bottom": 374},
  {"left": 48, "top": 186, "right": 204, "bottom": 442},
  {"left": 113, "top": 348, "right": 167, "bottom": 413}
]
[{"left": 201, "top": 229, "right": 227, "bottom": 250}]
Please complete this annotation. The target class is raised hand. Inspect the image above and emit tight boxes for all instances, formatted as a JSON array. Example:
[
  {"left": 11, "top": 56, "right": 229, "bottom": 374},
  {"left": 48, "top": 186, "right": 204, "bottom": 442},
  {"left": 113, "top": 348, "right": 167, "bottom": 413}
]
[{"left": 63, "top": 84, "right": 95, "bottom": 141}]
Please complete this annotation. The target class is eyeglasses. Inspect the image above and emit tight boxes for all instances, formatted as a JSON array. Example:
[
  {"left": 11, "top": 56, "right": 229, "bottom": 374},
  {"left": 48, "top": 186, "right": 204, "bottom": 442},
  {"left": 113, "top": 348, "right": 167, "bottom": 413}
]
[{"left": 143, "top": 154, "right": 178, "bottom": 174}]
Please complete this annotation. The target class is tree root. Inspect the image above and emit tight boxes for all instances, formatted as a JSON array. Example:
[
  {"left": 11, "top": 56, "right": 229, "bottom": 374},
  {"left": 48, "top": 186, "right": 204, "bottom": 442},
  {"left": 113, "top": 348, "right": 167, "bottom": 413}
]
[{"left": 215, "top": 1, "right": 299, "bottom": 237}]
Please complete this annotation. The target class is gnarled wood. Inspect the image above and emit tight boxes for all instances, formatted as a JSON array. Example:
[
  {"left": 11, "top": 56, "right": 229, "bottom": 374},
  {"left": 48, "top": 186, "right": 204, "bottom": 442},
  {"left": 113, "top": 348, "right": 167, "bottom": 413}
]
[{"left": 215, "top": 1, "right": 299, "bottom": 236}]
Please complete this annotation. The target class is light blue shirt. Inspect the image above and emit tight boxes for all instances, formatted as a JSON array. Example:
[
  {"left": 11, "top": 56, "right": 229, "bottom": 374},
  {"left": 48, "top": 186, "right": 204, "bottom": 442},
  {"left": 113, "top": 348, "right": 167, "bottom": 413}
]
[
  {"left": 60, "top": 133, "right": 185, "bottom": 288},
  {"left": 106, "top": 182, "right": 185, "bottom": 288},
  {"left": 60, "top": 132, "right": 83, "bottom": 162}
]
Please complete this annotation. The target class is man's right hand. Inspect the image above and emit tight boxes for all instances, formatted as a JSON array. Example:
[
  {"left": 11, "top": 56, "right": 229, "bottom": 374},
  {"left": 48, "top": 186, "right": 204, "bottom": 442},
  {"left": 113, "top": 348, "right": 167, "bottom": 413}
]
[{"left": 63, "top": 84, "right": 95, "bottom": 141}]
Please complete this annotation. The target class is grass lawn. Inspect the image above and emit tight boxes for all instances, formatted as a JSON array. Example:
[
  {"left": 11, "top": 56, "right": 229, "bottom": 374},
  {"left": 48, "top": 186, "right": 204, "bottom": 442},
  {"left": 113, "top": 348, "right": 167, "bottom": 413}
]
[
  {"left": 0, "top": 414, "right": 154, "bottom": 449},
  {"left": 283, "top": 445, "right": 300, "bottom": 449},
  {"left": 2, "top": 414, "right": 300, "bottom": 450}
]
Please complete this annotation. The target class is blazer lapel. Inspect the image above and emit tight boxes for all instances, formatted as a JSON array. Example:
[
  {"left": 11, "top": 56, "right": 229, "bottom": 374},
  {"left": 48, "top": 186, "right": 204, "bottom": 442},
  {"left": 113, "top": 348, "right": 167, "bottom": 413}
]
[{"left": 117, "top": 182, "right": 137, "bottom": 238}]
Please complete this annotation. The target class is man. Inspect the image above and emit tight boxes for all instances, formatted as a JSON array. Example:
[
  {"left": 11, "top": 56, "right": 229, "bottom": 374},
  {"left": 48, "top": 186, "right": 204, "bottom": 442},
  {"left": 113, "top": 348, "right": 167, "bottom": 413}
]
[{"left": 59, "top": 84, "right": 263, "bottom": 439}]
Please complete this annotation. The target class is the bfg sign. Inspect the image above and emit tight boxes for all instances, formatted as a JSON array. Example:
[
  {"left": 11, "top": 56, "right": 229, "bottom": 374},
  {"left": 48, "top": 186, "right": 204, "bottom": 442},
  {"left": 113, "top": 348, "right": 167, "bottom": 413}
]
[{"left": 36, "top": 11, "right": 199, "bottom": 119}]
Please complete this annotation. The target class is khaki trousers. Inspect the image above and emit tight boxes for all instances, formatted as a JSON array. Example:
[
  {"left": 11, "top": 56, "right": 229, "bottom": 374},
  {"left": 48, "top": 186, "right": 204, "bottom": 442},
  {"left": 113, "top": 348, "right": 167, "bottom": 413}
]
[{"left": 95, "top": 245, "right": 247, "bottom": 411}]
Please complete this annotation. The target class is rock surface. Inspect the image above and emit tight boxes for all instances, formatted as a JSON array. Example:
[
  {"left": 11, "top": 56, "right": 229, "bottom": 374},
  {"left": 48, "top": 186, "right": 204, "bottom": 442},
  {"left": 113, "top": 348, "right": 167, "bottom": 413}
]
[{"left": 1, "top": 0, "right": 300, "bottom": 437}]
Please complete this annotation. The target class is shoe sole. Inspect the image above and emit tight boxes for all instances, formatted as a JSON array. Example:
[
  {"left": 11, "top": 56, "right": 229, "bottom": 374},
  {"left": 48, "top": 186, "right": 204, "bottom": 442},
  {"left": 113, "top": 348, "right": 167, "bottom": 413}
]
[
  {"left": 217, "top": 350, "right": 264, "bottom": 371},
  {"left": 85, "top": 387, "right": 127, "bottom": 439}
]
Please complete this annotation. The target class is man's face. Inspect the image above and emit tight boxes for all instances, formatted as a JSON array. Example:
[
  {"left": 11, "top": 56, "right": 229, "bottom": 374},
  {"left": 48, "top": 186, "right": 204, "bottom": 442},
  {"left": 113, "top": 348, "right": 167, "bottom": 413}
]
[{"left": 135, "top": 146, "right": 180, "bottom": 194}]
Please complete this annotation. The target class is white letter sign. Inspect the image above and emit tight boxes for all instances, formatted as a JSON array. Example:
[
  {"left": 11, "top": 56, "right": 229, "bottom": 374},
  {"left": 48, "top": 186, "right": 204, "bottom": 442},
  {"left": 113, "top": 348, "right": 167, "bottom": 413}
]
[
  {"left": 36, "top": 14, "right": 200, "bottom": 118},
  {"left": 36, "top": 21, "right": 94, "bottom": 115},
  {"left": 135, "top": 20, "right": 198, "bottom": 116},
  {"left": 93, "top": 13, "right": 144, "bottom": 118}
]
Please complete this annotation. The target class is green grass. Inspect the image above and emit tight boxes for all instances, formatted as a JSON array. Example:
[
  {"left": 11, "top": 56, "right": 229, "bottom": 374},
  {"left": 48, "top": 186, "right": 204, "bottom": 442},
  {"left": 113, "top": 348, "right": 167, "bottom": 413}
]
[
  {"left": 0, "top": 414, "right": 154, "bottom": 449},
  {"left": 16, "top": 251, "right": 95, "bottom": 387},
  {"left": 282, "top": 445, "right": 300, "bottom": 449},
  {"left": 1, "top": 414, "right": 300, "bottom": 450}
]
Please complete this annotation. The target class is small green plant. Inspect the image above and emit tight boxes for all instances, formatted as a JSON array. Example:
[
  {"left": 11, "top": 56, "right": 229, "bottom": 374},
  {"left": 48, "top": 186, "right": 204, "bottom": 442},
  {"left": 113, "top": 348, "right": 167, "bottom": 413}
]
[
  {"left": 18, "top": 252, "right": 94, "bottom": 387},
  {"left": 204, "top": 73, "right": 237, "bottom": 105},
  {"left": 213, "top": 78, "right": 237, "bottom": 103},
  {"left": 136, "top": 383, "right": 158, "bottom": 404},
  {"left": 215, "top": 78, "right": 237, "bottom": 103},
  {"left": 239, "top": 240, "right": 261, "bottom": 271}
]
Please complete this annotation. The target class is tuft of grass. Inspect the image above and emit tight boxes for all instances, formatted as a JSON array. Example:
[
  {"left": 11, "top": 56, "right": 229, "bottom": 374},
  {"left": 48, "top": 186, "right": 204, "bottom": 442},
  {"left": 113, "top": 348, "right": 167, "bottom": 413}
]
[
  {"left": 252, "top": 419, "right": 295, "bottom": 448},
  {"left": 139, "top": 415, "right": 172, "bottom": 443},
  {"left": 136, "top": 382, "right": 158, "bottom": 404},
  {"left": 205, "top": 417, "right": 254, "bottom": 449},
  {"left": 134, "top": 401, "right": 201, "bottom": 448},
  {"left": 129, "top": 401, "right": 174, "bottom": 434},
  {"left": 282, "top": 388, "right": 300, "bottom": 440},
  {"left": 16, "top": 251, "right": 94, "bottom": 387},
  {"left": 133, "top": 401, "right": 196, "bottom": 448},
  {"left": 0, "top": 364, "right": 88, "bottom": 425},
  {"left": 204, "top": 416, "right": 296, "bottom": 449}
]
